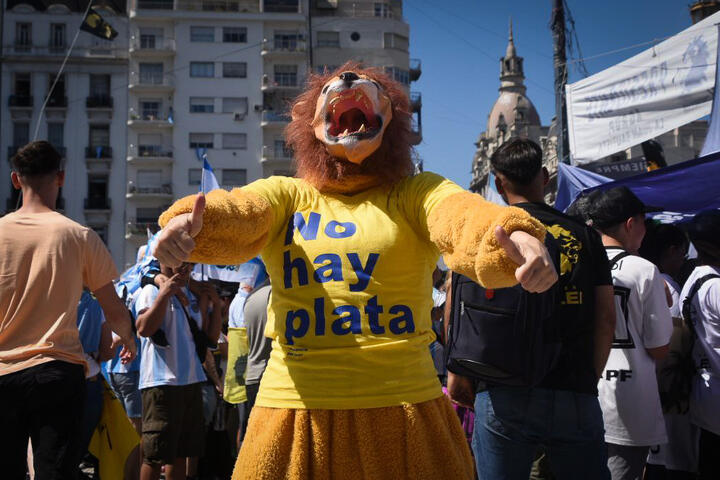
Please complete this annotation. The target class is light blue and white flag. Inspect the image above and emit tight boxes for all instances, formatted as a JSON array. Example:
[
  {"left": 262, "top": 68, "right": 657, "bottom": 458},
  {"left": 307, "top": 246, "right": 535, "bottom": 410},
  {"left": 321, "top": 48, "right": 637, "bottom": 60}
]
[{"left": 200, "top": 154, "right": 220, "bottom": 193}]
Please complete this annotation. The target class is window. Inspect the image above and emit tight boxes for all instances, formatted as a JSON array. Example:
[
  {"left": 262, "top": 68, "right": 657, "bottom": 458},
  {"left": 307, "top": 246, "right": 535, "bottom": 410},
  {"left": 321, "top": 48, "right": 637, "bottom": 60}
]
[
  {"left": 188, "top": 168, "right": 201, "bottom": 185},
  {"left": 89, "top": 125, "right": 110, "bottom": 147},
  {"left": 315, "top": 64, "right": 339, "bottom": 74},
  {"left": 274, "top": 139, "right": 292, "bottom": 158},
  {"left": 137, "top": 169, "right": 163, "bottom": 188},
  {"left": 91, "top": 226, "right": 108, "bottom": 244},
  {"left": 274, "top": 65, "right": 298, "bottom": 86},
  {"left": 189, "top": 133, "right": 214, "bottom": 149},
  {"left": 47, "top": 123, "right": 64, "bottom": 148},
  {"left": 190, "top": 97, "right": 214, "bottom": 113},
  {"left": 222, "top": 133, "right": 247, "bottom": 149},
  {"left": 374, "top": 2, "right": 391, "bottom": 18},
  {"left": 263, "top": 0, "right": 298, "bottom": 13},
  {"left": 89, "top": 74, "right": 110, "bottom": 97},
  {"left": 222, "top": 97, "right": 248, "bottom": 114},
  {"left": 384, "top": 33, "right": 408, "bottom": 51},
  {"left": 138, "top": 133, "right": 165, "bottom": 156},
  {"left": 274, "top": 31, "right": 299, "bottom": 50},
  {"left": 223, "top": 27, "right": 246, "bottom": 43},
  {"left": 139, "top": 63, "right": 164, "bottom": 84},
  {"left": 140, "top": 100, "right": 162, "bottom": 119},
  {"left": 385, "top": 66, "right": 409, "bottom": 85},
  {"left": 14, "top": 73, "right": 31, "bottom": 97},
  {"left": 223, "top": 62, "right": 247, "bottom": 78},
  {"left": 15, "top": 23, "right": 31, "bottom": 51},
  {"left": 13, "top": 122, "right": 29, "bottom": 148},
  {"left": 139, "top": 27, "right": 163, "bottom": 49},
  {"left": 136, "top": 207, "right": 163, "bottom": 224},
  {"left": 316, "top": 31, "right": 339, "bottom": 48},
  {"left": 49, "top": 24, "right": 65, "bottom": 51},
  {"left": 190, "top": 62, "right": 214, "bottom": 78},
  {"left": 190, "top": 26, "right": 214, "bottom": 42},
  {"left": 47, "top": 74, "right": 65, "bottom": 106},
  {"left": 87, "top": 175, "right": 109, "bottom": 206},
  {"left": 222, "top": 169, "right": 247, "bottom": 186}
]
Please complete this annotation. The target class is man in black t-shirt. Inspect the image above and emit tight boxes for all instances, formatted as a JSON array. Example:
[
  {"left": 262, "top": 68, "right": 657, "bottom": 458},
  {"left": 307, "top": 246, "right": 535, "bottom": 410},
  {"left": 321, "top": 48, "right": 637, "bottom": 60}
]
[{"left": 447, "top": 139, "right": 616, "bottom": 480}]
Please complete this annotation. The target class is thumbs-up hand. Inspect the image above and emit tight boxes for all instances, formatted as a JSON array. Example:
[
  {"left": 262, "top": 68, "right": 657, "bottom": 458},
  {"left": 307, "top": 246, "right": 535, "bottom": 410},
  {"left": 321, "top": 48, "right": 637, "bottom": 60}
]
[
  {"left": 495, "top": 226, "right": 557, "bottom": 293},
  {"left": 154, "top": 194, "right": 205, "bottom": 268}
]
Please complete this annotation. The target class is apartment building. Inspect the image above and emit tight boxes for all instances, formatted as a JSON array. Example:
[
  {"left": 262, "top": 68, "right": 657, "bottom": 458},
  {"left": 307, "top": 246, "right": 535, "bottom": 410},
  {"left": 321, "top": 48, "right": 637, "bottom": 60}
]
[
  {"left": 0, "top": 0, "right": 129, "bottom": 267},
  {"left": 124, "top": 0, "right": 420, "bottom": 266}
]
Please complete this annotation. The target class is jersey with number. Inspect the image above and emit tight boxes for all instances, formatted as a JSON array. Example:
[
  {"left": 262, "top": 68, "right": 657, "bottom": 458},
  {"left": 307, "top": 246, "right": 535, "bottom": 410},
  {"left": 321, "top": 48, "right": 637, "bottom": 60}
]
[
  {"left": 598, "top": 248, "right": 673, "bottom": 446},
  {"left": 681, "top": 265, "right": 720, "bottom": 435}
]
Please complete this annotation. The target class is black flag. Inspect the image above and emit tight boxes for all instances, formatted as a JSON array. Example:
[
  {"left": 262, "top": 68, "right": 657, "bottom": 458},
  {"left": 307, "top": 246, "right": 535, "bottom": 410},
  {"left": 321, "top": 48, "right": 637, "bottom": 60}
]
[{"left": 80, "top": 8, "right": 118, "bottom": 41}]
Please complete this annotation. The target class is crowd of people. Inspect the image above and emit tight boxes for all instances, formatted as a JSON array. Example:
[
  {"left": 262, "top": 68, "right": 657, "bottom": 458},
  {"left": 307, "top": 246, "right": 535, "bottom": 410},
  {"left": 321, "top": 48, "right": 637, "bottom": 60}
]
[{"left": 1, "top": 138, "right": 718, "bottom": 480}]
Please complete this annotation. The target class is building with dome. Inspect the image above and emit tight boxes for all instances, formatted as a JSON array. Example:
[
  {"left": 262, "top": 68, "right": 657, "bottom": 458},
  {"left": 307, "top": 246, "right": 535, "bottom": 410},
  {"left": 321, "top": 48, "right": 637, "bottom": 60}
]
[{"left": 469, "top": 22, "right": 550, "bottom": 197}]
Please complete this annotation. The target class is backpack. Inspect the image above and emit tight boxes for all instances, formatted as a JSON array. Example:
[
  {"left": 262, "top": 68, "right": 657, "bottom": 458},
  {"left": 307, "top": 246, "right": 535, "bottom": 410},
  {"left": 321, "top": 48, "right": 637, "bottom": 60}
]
[
  {"left": 445, "top": 224, "right": 562, "bottom": 386},
  {"left": 657, "top": 273, "right": 720, "bottom": 413}
]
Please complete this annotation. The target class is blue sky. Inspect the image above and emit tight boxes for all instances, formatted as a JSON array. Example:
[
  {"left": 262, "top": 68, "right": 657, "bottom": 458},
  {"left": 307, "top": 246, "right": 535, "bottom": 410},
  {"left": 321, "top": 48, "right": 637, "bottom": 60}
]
[{"left": 406, "top": 0, "right": 692, "bottom": 187}]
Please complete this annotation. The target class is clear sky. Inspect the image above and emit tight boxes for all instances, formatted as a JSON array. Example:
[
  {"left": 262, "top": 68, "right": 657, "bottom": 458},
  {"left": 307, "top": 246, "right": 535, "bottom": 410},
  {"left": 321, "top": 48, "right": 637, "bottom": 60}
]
[{"left": 405, "top": 0, "right": 692, "bottom": 187}]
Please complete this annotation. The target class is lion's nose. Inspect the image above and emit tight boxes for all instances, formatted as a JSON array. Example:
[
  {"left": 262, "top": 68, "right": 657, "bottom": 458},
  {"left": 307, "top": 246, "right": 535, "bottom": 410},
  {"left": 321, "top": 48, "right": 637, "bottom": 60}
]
[{"left": 339, "top": 71, "right": 359, "bottom": 85}]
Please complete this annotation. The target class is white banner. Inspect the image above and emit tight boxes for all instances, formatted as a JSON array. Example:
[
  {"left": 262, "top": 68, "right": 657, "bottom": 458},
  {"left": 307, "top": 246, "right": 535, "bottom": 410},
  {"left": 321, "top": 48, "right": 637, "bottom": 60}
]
[{"left": 566, "top": 12, "right": 720, "bottom": 165}]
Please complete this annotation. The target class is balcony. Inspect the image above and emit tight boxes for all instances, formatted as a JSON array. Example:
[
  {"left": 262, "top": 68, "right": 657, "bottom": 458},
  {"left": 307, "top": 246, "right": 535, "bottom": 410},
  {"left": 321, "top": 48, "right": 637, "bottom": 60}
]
[
  {"left": 261, "top": 39, "right": 307, "bottom": 57},
  {"left": 8, "top": 95, "right": 33, "bottom": 109},
  {"left": 410, "top": 91, "right": 422, "bottom": 112},
  {"left": 261, "top": 74, "right": 300, "bottom": 92},
  {"left": 410, "top": 58, "right": 422, "bottom": 82},
  {"left": 128, "top": 108, "right": 174, "bottom": 128},
  {"left": 84, "top": 198, "right": 112, "bottom": 211},
  {"left": 135, "top": 0, "right": 174, "bottom": 9},
  {"left": 125, "top": 219, "right": 158, "bottom": 243},
  {"left": 45, "top": 95, "right": 68, "bottom": 109},
  {"left": 129, "top": 72, "right": 174, "bottom": 93},
  {"left": 126, "top": 183, "right": 173, "bottom": 199},
  {"left": 86, "top": 95, "right": 114, "bottom": 109},
  {"left": 129, "top": 37, "right": 176, "bottom": 57},
  {"left": 261, "top": 109, "right": 290, "bottom": 127},
  {"left": 410, "top": 120, "right": 422, "bottom": 146},
  {"left": 262, "top": 0, "right": 301, "bottom": 13},
  {"left": 261, "top": 145, "right": 293, "bottom": 163},
  {"left": 86, "top": 146, "right": 113, "bottom": 160},
  {"left": 127, "top": 145, "right": 174, "bottom": 165}
]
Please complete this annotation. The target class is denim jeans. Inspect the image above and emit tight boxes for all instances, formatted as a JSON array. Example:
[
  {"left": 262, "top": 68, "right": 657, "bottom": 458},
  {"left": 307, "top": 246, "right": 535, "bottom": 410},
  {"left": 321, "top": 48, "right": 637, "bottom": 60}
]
[{"left": 473, "top": 386, "right": 610, "bottom": 480}]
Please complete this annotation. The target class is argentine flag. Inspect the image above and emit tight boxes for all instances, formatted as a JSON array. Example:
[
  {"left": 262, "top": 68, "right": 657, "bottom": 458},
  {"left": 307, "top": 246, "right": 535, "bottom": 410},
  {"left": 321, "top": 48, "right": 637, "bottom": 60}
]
[{"left": 197, "top": 148, "right": 220, "bottom": 193}]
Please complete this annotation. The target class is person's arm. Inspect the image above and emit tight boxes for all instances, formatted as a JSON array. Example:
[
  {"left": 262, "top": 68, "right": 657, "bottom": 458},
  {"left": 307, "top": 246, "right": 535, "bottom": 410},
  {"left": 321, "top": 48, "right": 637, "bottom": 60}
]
[
  {"left": 593, "top": 285, "right": 616, "bottom": 377},
  {"left": 647, "top": 344, "right": 670, "bottom": 361},
  {"left": 98, "top": 321, "right": 115, "bottom": 363},
  {"left": 93, "top": 282, "right": 137, "bottom": 363},
  {"left": 203, "top": 286, "right": 224, "bottom": 345},
  {"left": 203, "top": 350, "right": 223, "bottom": 395},
  {"left": 136, "top": 274, "right": 182, "bottom": 337}
]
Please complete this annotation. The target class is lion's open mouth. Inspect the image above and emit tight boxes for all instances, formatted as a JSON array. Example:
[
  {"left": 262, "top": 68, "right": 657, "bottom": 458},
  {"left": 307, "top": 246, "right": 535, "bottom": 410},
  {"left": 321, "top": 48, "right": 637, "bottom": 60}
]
[{"left": 326, "top": 89, "right": 382, "bottom": 140}]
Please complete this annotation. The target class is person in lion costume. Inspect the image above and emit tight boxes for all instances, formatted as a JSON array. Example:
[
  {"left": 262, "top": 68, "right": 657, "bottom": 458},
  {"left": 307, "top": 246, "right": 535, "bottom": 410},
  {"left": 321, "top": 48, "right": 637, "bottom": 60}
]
[{"left": 154, "top": 62, "right": 557, "bottom": 480}]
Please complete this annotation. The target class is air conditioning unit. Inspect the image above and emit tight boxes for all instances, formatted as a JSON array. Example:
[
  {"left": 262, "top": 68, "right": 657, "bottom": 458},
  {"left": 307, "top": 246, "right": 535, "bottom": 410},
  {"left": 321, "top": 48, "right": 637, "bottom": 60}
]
[{"left": 234, "top": 112, "right": 245, "bottom": 121}]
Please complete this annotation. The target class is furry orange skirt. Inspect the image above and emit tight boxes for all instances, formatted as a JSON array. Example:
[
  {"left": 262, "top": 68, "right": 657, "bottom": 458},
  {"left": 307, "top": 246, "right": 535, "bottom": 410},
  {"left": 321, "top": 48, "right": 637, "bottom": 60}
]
[{"left": 231, "top": 396, "right": 475, "bottom": 480}]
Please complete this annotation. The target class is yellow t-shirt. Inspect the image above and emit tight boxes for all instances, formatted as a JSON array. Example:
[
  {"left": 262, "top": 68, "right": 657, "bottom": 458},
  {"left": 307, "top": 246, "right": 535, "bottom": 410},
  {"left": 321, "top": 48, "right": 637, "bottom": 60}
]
[{"left": 243, "top": 172, "right": 464, "bottom": 409}]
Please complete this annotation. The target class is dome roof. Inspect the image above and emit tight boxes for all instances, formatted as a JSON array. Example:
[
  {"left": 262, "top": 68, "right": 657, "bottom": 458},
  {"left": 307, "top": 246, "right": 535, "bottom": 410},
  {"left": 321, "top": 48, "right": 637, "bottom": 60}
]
[{"left": 486, "top": 91, "right": 541, "bottom": 134}]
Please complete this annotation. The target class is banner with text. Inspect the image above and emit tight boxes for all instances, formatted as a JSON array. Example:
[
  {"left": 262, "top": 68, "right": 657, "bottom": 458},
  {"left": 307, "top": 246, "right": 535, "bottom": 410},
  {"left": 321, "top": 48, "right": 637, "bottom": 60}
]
[{"left": 566, "top": 12, "right": 720, "bottom": 165}]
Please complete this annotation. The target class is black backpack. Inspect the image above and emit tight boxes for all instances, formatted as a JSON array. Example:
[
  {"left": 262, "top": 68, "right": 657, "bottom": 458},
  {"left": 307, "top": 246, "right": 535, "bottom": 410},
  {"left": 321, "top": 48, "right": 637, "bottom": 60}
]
[
  {"left": 658, "top": 273, "right": 720, "bottom": 413},
  {"left": 445, "top": 225, "right": 562, "bottom": 387}
]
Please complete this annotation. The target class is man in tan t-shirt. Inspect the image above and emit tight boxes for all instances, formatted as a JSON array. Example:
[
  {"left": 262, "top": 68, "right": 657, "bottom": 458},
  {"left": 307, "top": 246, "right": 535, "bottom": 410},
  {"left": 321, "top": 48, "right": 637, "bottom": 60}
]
[{"left": 0, "top": 141, "right": 137, "bottom": 478}]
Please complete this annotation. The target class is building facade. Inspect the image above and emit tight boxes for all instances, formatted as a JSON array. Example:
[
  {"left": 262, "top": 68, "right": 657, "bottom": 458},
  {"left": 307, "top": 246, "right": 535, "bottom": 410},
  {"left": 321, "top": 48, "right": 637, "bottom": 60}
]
[
  {"left": 1, "top": 0, "right": 129, "bottom": 267},
  {"left": 1, "top": 0, "right": 421, "bottom": 268}
]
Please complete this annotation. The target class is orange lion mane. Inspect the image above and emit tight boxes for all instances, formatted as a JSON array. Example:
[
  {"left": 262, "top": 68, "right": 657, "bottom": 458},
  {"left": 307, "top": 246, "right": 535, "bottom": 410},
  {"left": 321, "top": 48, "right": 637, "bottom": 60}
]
[{"left": 285, "top": 61, "right": 414, "bottom": 193}]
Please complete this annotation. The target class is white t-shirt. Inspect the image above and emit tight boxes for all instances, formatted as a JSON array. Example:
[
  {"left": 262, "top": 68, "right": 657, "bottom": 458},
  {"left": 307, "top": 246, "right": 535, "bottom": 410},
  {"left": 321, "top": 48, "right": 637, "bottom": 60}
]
[
  {"left": 598, "top": 248, "right": 673, "bottom": 446},
  {"left": 680, "top": 265, "right": 720, "bottom": 435},
  {"left": 135, "top": 285, "right": 207, "bottom": 389},
  {"left": 661, "top": 273, "right": 681, "bottom": 320}
]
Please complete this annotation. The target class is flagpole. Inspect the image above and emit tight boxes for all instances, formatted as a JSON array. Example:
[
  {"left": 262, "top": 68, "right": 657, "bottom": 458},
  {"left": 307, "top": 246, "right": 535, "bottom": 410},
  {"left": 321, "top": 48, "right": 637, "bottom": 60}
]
[{"left": 33, "top": 0, "right": 94, "bottom": 141}]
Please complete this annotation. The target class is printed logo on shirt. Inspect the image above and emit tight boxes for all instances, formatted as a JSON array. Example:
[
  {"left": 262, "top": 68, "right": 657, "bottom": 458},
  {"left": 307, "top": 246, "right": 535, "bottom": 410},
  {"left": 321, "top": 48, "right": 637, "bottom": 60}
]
[
  {"left": 605, "top": 369, "right": 633, "bottom": 381},
  {"left": 612, "top": 285, "right": 636, "bottom": 349},
  {"left": 546, "top": 224, "right": 584, "bottom": 306},
  {"left": 281, "top": 211, "right": 415, "bottom": 346}
]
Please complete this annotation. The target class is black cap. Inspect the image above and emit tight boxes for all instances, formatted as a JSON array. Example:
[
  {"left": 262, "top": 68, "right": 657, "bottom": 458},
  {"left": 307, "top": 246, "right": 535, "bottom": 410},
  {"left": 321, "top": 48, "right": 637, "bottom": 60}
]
[
  {"left": 585, "top": 186, "right": 663, "bottom": 229},
  {"left": 686, "top": 209, "right": 720, "bottom": 261}
]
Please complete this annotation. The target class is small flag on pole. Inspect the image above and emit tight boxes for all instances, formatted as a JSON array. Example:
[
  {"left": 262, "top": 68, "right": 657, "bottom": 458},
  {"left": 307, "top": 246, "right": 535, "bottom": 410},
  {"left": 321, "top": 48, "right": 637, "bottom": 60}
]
[
  {"left": 81, "top": 8, "right": 119, "bottom": 41},
  {"left": 200, "top": 153, "right": 220, "bottom": 194}
]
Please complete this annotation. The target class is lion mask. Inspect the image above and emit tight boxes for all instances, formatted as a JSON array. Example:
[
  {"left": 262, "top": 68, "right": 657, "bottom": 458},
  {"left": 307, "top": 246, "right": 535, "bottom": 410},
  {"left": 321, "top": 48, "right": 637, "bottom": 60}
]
[{"left": 285, "top": 62, "right": 414, "bottom": 194}]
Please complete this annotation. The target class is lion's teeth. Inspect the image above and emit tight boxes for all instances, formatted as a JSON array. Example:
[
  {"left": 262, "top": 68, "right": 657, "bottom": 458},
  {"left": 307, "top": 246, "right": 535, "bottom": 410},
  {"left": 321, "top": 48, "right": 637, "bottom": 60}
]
[
  {"left": 342, "top": 129, "right": 349, "bottom": 137},
  {"left": 358, "top": 124, "right": 366, "bottom": 133}
]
